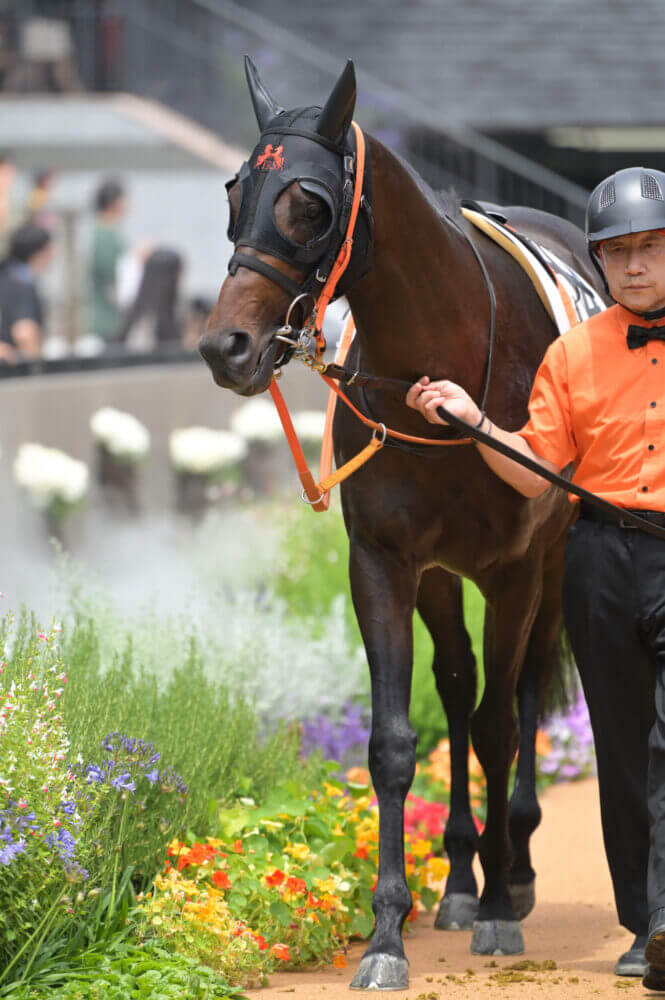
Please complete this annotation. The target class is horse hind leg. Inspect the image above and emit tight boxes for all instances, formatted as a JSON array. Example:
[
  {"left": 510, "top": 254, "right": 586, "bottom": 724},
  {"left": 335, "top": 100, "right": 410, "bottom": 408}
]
[
  {"left": 416, "top": 567, "right": 480, "bottom": 932},
  {"left": 470, "top": 558, "right": 542, "bottom": 956},
  {"left": 508, "top": 550, "right": 566, "bottom": 921}
]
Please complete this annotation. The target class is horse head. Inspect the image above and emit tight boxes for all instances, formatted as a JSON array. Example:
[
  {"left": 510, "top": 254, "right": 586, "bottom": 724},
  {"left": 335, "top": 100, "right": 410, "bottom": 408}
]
[{"left": 199, "top": 56, "right": 372, "bottom": 395}]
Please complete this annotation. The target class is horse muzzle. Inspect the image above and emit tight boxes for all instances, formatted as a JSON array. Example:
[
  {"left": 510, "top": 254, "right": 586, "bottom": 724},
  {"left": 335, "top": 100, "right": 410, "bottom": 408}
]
[{"left": 198, "top": 328, "right": 280, "bottom": 395}]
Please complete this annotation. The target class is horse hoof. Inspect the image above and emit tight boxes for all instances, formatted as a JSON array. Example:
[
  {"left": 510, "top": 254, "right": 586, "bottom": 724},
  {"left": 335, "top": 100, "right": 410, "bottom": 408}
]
[
  {"left": 435, "top": 892, "right": 479, "bottom": 930},
  {"left": 470, "top": 919, "right": 525, "bottom": 956},
  {"left": 508, "top": 878, "right": 536, "bottom": 921},
  {"left": 350, "top": 953, "right": 410, "bottom": 991}
]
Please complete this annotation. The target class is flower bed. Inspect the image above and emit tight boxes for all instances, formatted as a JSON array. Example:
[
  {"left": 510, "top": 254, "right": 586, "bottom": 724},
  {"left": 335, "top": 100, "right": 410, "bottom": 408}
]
[{"left": 140, "top": 766, "right": 448, "bottom": 988}]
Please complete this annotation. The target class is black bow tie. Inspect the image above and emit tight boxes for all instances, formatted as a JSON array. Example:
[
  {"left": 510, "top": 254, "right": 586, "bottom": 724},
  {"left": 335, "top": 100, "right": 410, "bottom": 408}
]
[{"left": 627, "top": 324, "right": 665, "bottom": 349}]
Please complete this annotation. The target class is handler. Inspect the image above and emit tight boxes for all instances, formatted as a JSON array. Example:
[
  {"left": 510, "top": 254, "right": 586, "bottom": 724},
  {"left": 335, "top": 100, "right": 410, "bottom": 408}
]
[{"left": 406, "top": 167, "right": 665, "bottom": 991}]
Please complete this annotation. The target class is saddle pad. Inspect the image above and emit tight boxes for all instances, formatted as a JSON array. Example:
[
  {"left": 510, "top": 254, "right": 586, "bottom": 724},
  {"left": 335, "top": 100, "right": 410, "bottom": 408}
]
[{"left": 461, "top": 207, "right": 607, "bottom": 334}]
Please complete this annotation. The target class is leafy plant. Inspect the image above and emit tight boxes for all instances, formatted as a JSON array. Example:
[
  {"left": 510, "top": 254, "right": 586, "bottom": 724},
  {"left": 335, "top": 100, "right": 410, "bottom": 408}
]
[{"left": 140, "top": 761, "right": 448, "bottom": 987}]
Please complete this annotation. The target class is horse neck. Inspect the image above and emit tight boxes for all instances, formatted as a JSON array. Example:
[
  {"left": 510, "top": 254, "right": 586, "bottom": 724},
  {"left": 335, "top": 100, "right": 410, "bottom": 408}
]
[{"left": 347, "top": 136, "right": 490, "bottom": 395}]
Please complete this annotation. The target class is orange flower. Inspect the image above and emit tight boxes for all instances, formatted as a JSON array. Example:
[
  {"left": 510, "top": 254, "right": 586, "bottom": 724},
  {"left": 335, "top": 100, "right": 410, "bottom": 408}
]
[
  {"left": 253, "top": 934, "right": 268, "bottom": 950},
  {"left": 345, "top": 766, "right": 370, "bottom": 785},
  {"left": 266, "top": 869, "right": 286, "bottom": 887},
  {"left": 535, "top": 729, "right": 552, "bottom": 757},
  {"left": 333, "top": 953, "right": 347, "bottom": 968},
  {"left": 231, "top": 839, "right": 244, "bottom": 854},
  {"left": 272, "top": 943, "right": 291, "bottom": 961},
  {"left": 285, "top": 876, "right": 307, "bottom": 896},
  {"left": 178, "top": 841, "right": 216, "bottom": 869},
  {"left": 212, "top": 870, "right": 231, "bottom": 889},
  {"left": 354, "top": 845, "right": 369, "bottom": 860}
]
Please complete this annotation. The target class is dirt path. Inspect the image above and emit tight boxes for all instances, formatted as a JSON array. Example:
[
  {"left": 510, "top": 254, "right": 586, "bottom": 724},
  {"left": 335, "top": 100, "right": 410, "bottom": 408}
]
[{"left": 246, "top": 779, "right": 652, "bottom": 999}]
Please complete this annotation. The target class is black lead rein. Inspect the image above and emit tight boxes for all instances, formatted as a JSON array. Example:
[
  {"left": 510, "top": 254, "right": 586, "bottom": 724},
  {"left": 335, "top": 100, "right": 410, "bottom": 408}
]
[{"left": 321, "top": 360, "right": 665, "bottom": 542}]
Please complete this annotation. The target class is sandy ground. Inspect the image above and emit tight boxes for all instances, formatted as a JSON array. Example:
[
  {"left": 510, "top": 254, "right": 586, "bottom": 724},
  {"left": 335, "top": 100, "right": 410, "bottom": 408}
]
[{"left": 245, "top": 778, "right": 653, "bottom": 999}]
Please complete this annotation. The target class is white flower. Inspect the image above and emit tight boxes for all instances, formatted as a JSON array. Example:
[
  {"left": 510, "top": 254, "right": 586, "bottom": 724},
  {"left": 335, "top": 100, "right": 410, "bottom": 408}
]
[
  {"left": 90, "top": 407, "right": 150, "bottom": 460},
  {"left": 168, "top": 427, "right": 248, "bottom": 475},
  {"left": 13, "top": 444, "right": 89, "bottom": 508},
  {"left": 292, "top": 410, "right": 326, "bottom": 442},
  {"left": 229, "top": 398, "right": 283, "bottom": 443}
]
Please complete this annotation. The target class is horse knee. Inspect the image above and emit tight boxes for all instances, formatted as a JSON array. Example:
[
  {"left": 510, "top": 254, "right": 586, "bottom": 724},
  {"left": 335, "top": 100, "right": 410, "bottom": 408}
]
[{"left": 369, "top": 719, "right": 417, "bottom": 794}]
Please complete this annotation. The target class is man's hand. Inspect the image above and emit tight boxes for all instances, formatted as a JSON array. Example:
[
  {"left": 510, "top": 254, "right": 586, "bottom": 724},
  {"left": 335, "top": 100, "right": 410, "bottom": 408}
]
[{"left": 406, "top": 376, "right": 481, "bottom": 427}]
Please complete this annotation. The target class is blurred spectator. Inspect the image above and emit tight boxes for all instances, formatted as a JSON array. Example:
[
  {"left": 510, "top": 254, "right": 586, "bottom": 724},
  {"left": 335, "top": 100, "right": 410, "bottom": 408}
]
[
  {"left": 183, "top": 296, "right": 213, "bottom": 352},
  {"left": 25, "top": 168, "right": 58, "bottom": 228},
  {"left": 0, "top": 150, "right": 17, "bottom": 258},
  {"left": 88, "top": 178, "right": 127, "bottom": 344},
  {"left": 3, "top": 17, "right": 82, "bottom": 93},
  {"left": 117, "top": 248, "right": 184, "bottom": 351},
  {"left": 0, "top": 222, "right": 52, "bottom": 362}
]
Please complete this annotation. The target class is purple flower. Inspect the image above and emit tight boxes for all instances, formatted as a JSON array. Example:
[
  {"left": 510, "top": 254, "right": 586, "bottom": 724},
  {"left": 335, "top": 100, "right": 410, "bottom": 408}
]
[
  {"left": 145, "top": 768, "right": 159, "bottom": 786},
  {"left": 110, "top": 772, "right": 136, "bottom": 793},
  {"left": 301, "top": 701, "right": 370, "bottom": 763},
  {"left": 0, "top": 838, "right": 26, "bottom": 865}
]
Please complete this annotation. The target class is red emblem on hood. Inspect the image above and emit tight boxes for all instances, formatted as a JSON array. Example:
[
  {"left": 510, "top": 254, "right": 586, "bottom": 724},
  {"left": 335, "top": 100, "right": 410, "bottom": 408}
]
[{"left": 255, "top": 144, "right": 285, "bottom": 170}]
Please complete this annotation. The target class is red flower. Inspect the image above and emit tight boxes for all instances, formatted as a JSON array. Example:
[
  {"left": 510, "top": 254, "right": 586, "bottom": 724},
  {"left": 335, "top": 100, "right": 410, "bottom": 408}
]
[
  {"left": 266, "top": 869, "right": 286, "bottom": 887},
  {"left": 212, "top": 870, "right": 231, "bottom": 889},
  {"left": 354, "top": 845, "right": 369, "bottom": 860},
  {"left": 231, "top": 839, "right": 244, "bottom": 854},
  {"left": 253, "top": 934, "right": 268, "bottom": 951},
  {"left": 272, "top": 943, "right": 291, "bottom": 961},
  {"left": 285, "top": 876, "right": 307, "bottom": 895},
  {"left": 179, "top": 841, "right": 216, "bottom": 869}
]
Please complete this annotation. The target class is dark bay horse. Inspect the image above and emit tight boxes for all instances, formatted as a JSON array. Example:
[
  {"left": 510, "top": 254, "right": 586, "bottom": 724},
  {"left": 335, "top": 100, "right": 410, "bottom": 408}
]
[{"left": 199, "top": 59, "right": 608, "bottom": 990}]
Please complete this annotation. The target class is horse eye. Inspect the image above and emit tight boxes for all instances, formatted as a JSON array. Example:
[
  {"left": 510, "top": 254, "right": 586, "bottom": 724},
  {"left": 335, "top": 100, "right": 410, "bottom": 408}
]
[{"left": 304, "top": 201, "right": 323, "bottom": 220}]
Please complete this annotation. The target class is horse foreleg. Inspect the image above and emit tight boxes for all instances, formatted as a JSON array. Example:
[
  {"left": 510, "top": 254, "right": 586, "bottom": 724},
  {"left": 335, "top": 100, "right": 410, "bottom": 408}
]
[
  {"left": 348, "top": 539, "right": 417, "bottom": 992},
  {"left": 416, "top": 566, "right": 480, "bottom": 931},
  {"left": 470, "top": 559, "right": 542, "bottom": 956}
]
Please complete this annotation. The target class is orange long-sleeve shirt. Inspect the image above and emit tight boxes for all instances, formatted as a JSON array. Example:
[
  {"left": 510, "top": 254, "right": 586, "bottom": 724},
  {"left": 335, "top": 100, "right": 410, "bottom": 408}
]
[{"left": 516, "top": 303, "right": 665, "bottom": 509}]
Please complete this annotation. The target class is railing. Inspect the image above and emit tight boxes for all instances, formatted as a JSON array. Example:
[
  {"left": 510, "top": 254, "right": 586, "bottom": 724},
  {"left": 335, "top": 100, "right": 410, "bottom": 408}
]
[{"left": 4, "top": 0, "right": 589, "bottom": 224}]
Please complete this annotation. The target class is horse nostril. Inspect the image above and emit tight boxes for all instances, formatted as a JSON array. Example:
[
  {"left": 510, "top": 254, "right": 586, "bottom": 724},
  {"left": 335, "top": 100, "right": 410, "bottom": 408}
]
[{"left": 221, "top": 329, "right": 252, "bottom": 367}]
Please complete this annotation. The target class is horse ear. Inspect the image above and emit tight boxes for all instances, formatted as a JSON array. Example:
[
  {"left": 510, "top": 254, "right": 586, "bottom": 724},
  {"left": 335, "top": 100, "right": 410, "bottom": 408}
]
[
  {"left": 244, "top": 55, "right": 284, "bottom": 131},
  {"left": 317, "top": 60, "right": 356, "bottom": 143}
]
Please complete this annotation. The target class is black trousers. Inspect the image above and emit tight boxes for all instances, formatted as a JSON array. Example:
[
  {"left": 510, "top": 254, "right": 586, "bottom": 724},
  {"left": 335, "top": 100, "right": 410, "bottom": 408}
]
[{"left": 563, "top": 516, "right": 665, "bottom": 935}]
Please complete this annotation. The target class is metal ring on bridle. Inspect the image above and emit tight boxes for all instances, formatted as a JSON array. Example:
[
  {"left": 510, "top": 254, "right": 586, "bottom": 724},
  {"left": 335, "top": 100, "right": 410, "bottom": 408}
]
[
  {"left": 301, "top": 486, "right": 325, "bottom": 505},
  {"left": 372, "top": 422, "right": 387, "bottom": 445},
  {"left": 285, "top": 292, "right": 316, "bottom": 330}
]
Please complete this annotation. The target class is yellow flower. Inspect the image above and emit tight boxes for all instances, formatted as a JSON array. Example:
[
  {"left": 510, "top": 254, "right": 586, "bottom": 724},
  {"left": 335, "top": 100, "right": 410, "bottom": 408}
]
[
  {"left": 425, "top": 857, "right": 450, "bottom": 883},
  {"left": 323, "top": 781, "right": 343, "bottom": 798},
  {"left": 284, "top": 842, "right": 311, "bottom": 860},
  {"left": 205, "top": 836, "right": 224, "bottom": 848},
  {"left": 410, "top": 839, "right": 432, "bottom": 859},
  {"left": 332, "top": 823, "right": 345, "bottom": 836},
  {"left": 314, "top": 877, "right": 337, "bottom": 895}
]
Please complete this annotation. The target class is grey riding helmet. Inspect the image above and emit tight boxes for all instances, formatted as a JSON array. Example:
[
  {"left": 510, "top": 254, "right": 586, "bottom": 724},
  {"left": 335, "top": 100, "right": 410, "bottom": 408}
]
[
  {"left": 586, "top": 166, "right": 665, "bottom": 247},
  {"left": 586, "top": 167, "right": 665, "bottom": 291}
]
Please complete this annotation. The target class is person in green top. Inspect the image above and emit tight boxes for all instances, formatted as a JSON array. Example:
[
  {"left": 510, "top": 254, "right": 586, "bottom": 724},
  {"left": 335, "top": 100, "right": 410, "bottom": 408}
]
[{"left": 88, "top": 179, "right": 127, "bottom": 342}]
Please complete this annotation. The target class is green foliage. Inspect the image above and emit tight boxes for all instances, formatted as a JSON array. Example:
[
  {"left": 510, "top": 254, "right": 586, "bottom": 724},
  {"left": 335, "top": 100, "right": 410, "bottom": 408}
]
[
  {"left": 273, "top": 505, "right": 487, "bottom": 755},
  {"left": 0, "top": 938, "right": 247, "bottom": 999},
  {"left": 56, "top": 614, "right": 306, "bottom": 833},
  {"left": 140, "top": 760, "right": 440, "bottom": 986}
]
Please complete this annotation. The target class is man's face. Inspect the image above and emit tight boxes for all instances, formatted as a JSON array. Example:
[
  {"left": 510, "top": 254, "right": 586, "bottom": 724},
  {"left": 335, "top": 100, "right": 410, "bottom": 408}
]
[{"left": 600, "top": 229, "right": 665, "bottom": 314}]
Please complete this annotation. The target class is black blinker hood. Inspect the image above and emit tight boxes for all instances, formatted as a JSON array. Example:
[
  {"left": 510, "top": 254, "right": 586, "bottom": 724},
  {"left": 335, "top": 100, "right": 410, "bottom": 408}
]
[{"left": 226, "top": 106, "right": 373, "bottom": 301}]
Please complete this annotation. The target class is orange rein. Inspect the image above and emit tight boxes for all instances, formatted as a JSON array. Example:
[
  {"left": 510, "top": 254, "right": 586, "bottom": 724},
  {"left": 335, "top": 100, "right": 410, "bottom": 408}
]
[{"left": 269, "top": 121, "right": 472, "bottom": 512}]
